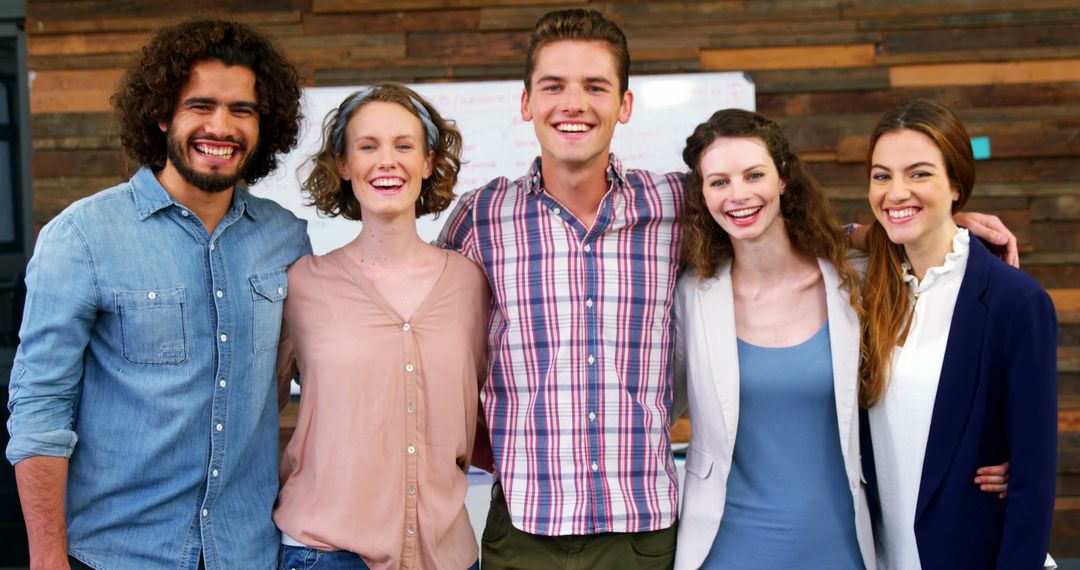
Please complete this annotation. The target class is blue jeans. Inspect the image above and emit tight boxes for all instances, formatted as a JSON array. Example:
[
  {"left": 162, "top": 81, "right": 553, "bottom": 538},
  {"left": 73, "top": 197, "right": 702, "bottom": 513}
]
[{"left": 279, "top": 544, "right": 480, "bottom": 570}]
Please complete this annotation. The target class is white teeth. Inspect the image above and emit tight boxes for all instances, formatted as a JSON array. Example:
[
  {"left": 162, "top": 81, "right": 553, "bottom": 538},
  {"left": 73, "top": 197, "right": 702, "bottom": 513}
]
[
  {"left": 727, "top": 207, "right": 761, "bottom": 218},
  {"left": 196, "top": 144, "right": 234, "bottom": 158},
  {"left": 888, "top": 207, "right": 919, "bottom": 219},
  {"left": 557, "top": 123, "right": 590, "bottom": 132},
  {"left": 371, "top": 178, "right": 403, "bottom": 188}
]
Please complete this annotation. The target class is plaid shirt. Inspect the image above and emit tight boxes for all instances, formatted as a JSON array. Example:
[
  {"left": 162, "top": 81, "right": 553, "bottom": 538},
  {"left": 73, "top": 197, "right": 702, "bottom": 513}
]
[{"left": 438, "top": 155, "right": 684, "bottom": 535}]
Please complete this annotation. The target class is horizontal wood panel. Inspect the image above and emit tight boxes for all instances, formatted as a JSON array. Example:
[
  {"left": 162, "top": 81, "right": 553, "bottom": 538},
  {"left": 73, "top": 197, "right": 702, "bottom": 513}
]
[
  {"left": 856, "top": 8, "right": 1080, "bottom": 31},
  {"left": 846, "top": 0, "right": 1080, "bottom": 18},
  {"left": 302, "top": 9, "right": 480, "bottom": 35},
  {"left": 30, "top": 68, "right": 124, "bottom": 114},
  {"left": 890, "top": 59, "right": 1080, "bottom": 86},
  {"left": 1050, "top": 289, "right": 1080, "bottom": 325},
  {"left": 28, "top": 9, "right": 302, "bottom": 35},
  {"left": 758, "top": 82, "right": 1080, "bottom": 117},
  {"left": 406, "top": 30, "right": 530, "bottom": 59},
  {"left": 31, "top": 149, "right": 127, "bottom": 179},
  {"left": 313, "top": 0, "right": 565, "bottom": 14},
  {"left": 28, "top": 31, "right": 149, "bottom": 56},
  {"left": 701, "top": 43, "right": 876, "bottom": 71}
]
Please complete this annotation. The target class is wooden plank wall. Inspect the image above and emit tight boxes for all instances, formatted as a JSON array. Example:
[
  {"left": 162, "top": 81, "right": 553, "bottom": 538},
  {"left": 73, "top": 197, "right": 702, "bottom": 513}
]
[{"left": 24, "top": 0, "right": 1080, "bottom": 554}]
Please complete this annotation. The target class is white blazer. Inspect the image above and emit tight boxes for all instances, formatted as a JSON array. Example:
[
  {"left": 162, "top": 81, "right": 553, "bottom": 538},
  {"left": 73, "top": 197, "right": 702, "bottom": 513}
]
[{"left": 671, "top": 258, "right": 875, "bottom": 570}]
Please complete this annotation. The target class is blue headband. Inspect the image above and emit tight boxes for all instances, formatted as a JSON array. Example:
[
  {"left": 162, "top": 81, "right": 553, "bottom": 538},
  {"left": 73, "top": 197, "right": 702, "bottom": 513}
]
[{"left": 331, "top": 88, "right": 439, "bottom": 155}]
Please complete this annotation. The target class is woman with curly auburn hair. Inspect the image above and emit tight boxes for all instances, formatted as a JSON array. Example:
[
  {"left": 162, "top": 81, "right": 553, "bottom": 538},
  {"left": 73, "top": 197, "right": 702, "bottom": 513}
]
[
  {"left": 860, "top": 99, "right": 1056, "bottom": 569},
  {"left": 673, "top": 108, "right": 873, "bottom": 569},
  {"left": 272, "top": 83, "right": 486, "bottom": 570}
]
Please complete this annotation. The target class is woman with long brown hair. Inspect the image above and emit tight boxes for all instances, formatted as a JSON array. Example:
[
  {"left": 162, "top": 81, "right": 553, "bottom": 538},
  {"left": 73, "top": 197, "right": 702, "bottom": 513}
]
[
  {"left": 860, "top": 99, "right": 1057, "bottom": 568},
  {"left": 673, "top": 108, "right": 874, "bottom": 569}
]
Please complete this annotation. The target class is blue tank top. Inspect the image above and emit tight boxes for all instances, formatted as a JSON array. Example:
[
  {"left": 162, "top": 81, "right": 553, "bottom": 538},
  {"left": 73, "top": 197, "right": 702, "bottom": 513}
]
[{"left": 701, "top": 321, "right": 864, "bottom": 569}]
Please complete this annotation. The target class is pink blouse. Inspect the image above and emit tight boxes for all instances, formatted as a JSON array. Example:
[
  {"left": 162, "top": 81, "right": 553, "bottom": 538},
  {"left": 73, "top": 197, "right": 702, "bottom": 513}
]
[{"left": 273, "top": 247, "right": 489, "bottom": 570}]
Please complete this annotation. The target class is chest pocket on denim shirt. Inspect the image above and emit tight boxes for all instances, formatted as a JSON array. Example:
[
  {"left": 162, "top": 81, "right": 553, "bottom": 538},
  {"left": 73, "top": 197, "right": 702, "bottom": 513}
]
[
  {"left": 116, "top": 287, "right": 187, "bottom": 365},
  {"left": 250, "top": 268, "right": 288, "bottom": 353}
]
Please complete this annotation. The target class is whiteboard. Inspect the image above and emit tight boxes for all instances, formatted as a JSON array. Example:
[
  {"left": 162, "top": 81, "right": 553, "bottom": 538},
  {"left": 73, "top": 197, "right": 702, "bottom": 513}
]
[{"left": 250, "top": 72, "right": 755, "bottom": 254}]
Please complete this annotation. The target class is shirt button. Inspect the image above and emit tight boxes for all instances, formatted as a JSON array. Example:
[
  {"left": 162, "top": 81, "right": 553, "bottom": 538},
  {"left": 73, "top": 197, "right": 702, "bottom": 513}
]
[
  {"left": 407, "top": 445, "right": 416, "bottom": 454},
  {"left": 405, "top": 363, "right": 414, "bottom": 373},
  {"left": 402, "top": 323, "right": 411, "bottom": 332},
  {"left": 553, "top": 207, "right": 561, "bottom": 215},
  {"left": 588, "top": 411, "right": 596, "bottom": 421},
  {"left": 219, "top": 334, "right": 227, "bottom": 342},
  {"left": 216, "top": 290, "right": 223, "bottom": 298},
  {"left": 407, "top": 404, "right": 415, "bottom": 414},
  {"left": 212, "top": 469, "right": 219, "bottom": 477},
  {"left": 585, "top": 298, "right": 594, "bottom": 308},
  {"left": 277, "top": 287, "right": 284, "bottom": 295},
  {"left": 407, "top": 527, "right": 415, "bottom": 535},
  {"left": 591, "top": 462, "right": 599, "bottom": 472},
  {"left": 408, "top": 485, "right": 417, "bottom": 495},
  {"left": 587, "top": 355, "right": 595, "bottom": 365},
  {"left": 216, "top": 423, "right": 223, "bottom": 431},
  {"left": 201, "top": 509, "right": 208, "bottom": 517},
  {"left": 209, "top": 243, "right": 215, "bottom": 251},
  {"left": 219, "top": 379, "right": 227, "bottom": 388},
  {"left": 147, "top": 291, "right": 157, "bottom": 300},
  {"left": 583, "top": 244, "right": 592, "bottom": 253},
  {"left": 180, "top": 210, "right": 189, "bottom": 217}
]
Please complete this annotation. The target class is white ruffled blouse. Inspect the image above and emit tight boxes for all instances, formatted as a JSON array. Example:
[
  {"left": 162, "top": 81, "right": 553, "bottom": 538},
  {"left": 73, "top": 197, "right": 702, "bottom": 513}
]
[{"left": 870, "top": 227, "right": 970, "bottom": 570}]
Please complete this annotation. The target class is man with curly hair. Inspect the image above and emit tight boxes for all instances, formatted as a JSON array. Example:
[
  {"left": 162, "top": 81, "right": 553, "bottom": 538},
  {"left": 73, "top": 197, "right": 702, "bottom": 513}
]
[{"left": 6, "top": 20, "right": 310, "bottom": 570}]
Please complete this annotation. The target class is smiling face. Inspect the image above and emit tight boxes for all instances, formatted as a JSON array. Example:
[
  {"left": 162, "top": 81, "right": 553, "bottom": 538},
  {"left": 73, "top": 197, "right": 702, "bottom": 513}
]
[
  {"left": 869, "top": 129, "right": 960, "bottom": 250},
  {"left": 336, "top": 101, "right": 433, "bottom": 222},
  {"left": 521, "top": 40, "right": 633, "bottom": 172},
  {"left": 159, "top": 59, "right": 259, "bottom": 193},
  {"left": 699, "top": 136, "right": 787, "bottom": 244}
]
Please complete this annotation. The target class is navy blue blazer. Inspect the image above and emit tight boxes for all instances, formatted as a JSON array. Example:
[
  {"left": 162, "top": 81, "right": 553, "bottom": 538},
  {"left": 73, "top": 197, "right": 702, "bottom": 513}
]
[{"left": 862, "top": 236, "right": 1058, "bottom": 569}]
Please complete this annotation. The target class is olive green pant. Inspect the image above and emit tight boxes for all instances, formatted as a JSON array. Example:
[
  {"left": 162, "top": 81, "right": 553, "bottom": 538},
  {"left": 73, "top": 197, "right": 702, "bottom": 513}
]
[{"left": 480, "top": 486, "right": 677, "bottom": 570}]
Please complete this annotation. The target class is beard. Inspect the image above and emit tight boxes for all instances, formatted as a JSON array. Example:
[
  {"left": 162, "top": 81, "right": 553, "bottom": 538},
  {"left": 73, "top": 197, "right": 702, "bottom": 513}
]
[{"left": 165, "top": 126, "right": 253, "bottom": 193}]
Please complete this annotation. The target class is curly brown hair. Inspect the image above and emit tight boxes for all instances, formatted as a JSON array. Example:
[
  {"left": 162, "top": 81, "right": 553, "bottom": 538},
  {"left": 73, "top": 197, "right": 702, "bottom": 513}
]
[
  {"left": 110, "top": 19, "right": 302, "bottom": 185},
  {"left": 681, "top": 109, "right": 860, "bottom": 299},
  {"left": 860, "top": 99, "right": 975, "bottom": 408},
  {"left": 303, "top": 83, "right": 463, "bottom": 221}
]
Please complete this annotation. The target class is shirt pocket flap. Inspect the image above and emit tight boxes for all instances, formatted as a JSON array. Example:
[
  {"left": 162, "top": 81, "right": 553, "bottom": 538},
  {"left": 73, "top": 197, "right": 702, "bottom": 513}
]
[
  {"left": 115, "top": 286, "right": 186, "bottom": 308},
  {"left": 685, "top": 446, "right": 715, "bottom": 479},
  {"left": 249, "top": 269, "right": 288, "bottom": 302}
]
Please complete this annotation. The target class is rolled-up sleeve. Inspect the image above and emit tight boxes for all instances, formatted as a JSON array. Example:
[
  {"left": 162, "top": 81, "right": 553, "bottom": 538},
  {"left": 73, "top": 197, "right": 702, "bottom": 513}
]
[{"left": 6, "top": 217, "right": 98, "bottom": 465}]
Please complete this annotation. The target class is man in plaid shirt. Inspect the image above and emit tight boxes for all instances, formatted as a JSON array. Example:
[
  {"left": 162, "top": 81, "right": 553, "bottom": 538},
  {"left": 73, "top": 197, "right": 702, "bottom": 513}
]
[{"left": 439, "top": 9, "right": 1017, "bottom": 569}]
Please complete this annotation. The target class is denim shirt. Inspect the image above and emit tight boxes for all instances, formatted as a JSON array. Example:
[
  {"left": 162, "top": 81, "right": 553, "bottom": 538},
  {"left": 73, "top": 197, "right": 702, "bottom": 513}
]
[{"left": 6, "top": 166, "right": 310, "bottom": 569}]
